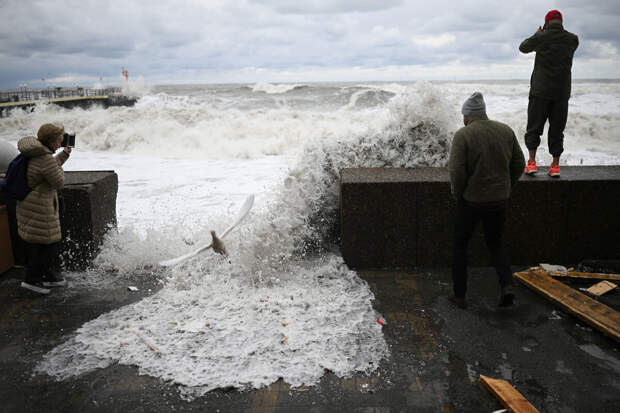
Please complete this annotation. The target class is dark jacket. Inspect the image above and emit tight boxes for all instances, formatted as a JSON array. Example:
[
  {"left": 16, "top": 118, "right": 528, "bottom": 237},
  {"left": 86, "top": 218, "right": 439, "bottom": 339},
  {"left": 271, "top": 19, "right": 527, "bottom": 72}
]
[
  {"left": 519, "top": 22, "right": 579, "bottom": 100},
  {"left": 449, "top": 115, "right": 525, "bottom": 203}
]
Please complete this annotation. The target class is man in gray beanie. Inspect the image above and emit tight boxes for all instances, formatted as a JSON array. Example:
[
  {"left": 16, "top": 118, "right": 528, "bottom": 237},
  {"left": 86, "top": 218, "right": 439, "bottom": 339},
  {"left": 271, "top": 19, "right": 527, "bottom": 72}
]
[{"left": 448, "top": 92, "right": 525, "bottom": 308}]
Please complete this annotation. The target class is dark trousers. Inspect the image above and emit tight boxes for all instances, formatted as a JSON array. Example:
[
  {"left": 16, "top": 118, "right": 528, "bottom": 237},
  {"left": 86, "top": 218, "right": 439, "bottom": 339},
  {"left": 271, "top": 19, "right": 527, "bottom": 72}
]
[
  {"left": 25, "top": 242, "right": 60, "bottom": 283},
  {"left": 452, "top": 200, "right": 512, "bottom": 298},
  {"left": 524, "top": 96, "right": 569, "bottom": 157}
]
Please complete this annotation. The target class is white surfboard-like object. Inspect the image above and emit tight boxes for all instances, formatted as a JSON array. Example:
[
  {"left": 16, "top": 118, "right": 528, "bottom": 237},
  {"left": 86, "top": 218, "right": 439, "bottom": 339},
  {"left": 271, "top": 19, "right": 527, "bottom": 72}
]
[{"left": 158, "top": 194, "right": 254, "bottom": 267}]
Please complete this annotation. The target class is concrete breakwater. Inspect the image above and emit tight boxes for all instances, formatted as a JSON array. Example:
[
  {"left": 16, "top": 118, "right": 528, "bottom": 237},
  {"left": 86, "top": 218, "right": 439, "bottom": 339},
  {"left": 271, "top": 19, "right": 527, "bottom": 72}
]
[
  {"left": 340, "top": 166, "right": 620, "bottom": 269},
  {"left": 0, "top": 88, "right": 137, "bottom": 117}
]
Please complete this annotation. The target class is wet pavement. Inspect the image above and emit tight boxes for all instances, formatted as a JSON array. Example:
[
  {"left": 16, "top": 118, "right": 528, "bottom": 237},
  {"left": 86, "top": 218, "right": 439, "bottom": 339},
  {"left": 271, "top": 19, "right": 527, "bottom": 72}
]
[{"left": 1, "top": 266, "right": 619, "bottom": 412}]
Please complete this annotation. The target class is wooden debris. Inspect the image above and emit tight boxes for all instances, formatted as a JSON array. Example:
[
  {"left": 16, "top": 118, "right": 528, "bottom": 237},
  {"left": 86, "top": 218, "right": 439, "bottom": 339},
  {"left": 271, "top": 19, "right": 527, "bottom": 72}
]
[
  {"left": 586, "top": 281, "right": 618, "bottom": 296},
  {"left": 131, "top": 330, "right": 161, "bottom": 353},
  {"left": 548, "top": 271, "right": 620, "bottom": 282},
  {"left": 514, "top": 270, "right": 620, "bottom": 343},
  {"left": 479, "top": 375, "right": 539, "bottom": 413}
]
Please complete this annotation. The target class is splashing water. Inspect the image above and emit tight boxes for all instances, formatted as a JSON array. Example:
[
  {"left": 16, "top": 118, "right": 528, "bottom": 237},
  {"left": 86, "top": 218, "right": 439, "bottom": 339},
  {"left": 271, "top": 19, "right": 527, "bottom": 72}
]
[
  {"left": 33, "top": 83, "right": 459, "bottom": 399},
  {"left": 32, "top": 79, "right": 620, "bottom": 398}
]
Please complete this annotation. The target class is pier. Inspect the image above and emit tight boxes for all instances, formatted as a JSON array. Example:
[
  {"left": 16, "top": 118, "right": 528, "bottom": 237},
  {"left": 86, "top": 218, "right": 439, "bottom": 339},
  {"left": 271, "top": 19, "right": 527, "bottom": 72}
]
[{"left": 0, "top": 87, "right": 137, "bottom": 117}]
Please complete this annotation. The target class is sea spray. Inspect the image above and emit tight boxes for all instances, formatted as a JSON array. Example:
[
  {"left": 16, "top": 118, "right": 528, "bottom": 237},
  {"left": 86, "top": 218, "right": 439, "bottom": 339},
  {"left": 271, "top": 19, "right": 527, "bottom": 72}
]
[
  {"left": 35, "top": 83, "right": 461, "bottom": 399},
  {"left": 253, "top": 83, "right": 458, "bottom": 255},
  {"left": 32, "top": 80, "right": 620, "bottom": 398}
]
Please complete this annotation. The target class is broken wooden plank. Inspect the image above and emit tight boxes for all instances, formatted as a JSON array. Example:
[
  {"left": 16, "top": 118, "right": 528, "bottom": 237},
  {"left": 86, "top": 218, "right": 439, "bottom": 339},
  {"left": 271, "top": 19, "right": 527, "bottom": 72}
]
[
  {"left": 549, "top": 271, "right": 620, "bottom": 282},
  {"left": 479, "top": 375, "right": 540, "bottom": 413},
  {"left": 586, "top": 281, "right": 617, "bottom": 296},
  {"left": 514, "top": 270, "right": 620, "bottom": 343}
]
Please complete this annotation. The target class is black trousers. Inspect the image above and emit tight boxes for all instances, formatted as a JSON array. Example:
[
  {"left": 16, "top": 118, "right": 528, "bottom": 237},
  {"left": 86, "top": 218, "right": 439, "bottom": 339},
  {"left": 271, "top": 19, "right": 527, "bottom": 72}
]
[
  {"left": 25, "top": 242, "right": 60, "bottom": 283},
  {"left": 524, "top": 96, "right": 569, "bottom": 157},
  {"left": 452, "top": 200, "right": 512, "bottom": 298}
]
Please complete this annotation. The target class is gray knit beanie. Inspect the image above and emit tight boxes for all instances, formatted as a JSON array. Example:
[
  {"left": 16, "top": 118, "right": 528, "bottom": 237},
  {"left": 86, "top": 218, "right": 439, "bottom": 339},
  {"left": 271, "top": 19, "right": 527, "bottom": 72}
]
[{"left": 461, "top": 92, "right": 486, "bottom": 116}]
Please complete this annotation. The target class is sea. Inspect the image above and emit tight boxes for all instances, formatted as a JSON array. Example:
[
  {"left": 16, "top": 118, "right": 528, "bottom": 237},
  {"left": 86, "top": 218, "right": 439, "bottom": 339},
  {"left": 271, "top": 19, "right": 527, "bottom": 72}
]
[{"left": 1, "top": 79, "right": 619, "bottom": 399}]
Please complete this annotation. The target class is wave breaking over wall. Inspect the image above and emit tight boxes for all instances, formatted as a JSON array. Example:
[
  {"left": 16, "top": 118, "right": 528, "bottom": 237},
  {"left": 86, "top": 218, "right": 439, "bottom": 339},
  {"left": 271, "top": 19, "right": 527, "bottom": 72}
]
[{"left": 34, "top": 83, "right": 459, "bottom": 400}]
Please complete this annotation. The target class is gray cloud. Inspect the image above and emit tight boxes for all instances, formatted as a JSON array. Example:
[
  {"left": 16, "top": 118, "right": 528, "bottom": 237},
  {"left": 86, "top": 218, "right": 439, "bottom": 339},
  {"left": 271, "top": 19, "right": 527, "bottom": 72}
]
[
  {"left": 0, "top": 0, "right": 618, "bottom": 87},
  {"left": 251, "top": 0, "right": 404, "bottom": 14}
]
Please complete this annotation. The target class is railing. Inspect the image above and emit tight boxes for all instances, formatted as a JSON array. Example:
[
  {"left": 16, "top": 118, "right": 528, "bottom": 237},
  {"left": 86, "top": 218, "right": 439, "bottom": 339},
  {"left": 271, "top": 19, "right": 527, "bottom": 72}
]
[{"left": 0, "top": 87, "right": 122, "bottom": 103}]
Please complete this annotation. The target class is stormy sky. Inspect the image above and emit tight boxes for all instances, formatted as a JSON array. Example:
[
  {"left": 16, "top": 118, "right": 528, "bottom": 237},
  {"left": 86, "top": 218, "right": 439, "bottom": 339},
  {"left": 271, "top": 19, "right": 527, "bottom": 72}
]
[{"left": 1, "top": 0, "right": 618, "bottom": 88}]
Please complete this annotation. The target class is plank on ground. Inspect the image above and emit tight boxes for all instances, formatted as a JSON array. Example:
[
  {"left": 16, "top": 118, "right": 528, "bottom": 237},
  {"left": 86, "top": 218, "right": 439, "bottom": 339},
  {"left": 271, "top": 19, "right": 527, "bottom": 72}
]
[
  {"left": 514, "top": 270, "right": 620, "bottom": 343},
  {"left": 479, "top": 375, "right": 540, "bottom": 413},
  {"left": 549, "top": 271, "right": 620, "bottom": 282}
]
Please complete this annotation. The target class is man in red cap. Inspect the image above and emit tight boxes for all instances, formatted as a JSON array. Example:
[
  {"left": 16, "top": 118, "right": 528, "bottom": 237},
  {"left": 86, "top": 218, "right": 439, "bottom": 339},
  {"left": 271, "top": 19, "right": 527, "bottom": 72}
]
[{"left": 520, "top": 10, "right": 579, "bottom": 177}]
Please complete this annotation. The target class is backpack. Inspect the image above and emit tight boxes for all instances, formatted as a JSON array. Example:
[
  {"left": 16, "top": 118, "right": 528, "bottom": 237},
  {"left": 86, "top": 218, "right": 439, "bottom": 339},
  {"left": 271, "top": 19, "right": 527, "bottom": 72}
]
[{"left": 0, "top": 153, "right": 31, "bottom": 201}]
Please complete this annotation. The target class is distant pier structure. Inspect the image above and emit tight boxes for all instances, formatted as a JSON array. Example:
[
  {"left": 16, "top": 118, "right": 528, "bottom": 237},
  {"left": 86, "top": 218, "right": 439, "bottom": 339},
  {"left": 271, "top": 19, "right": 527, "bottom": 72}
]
[{"left": 0, "top": 87, "right": 137, "bottom": 117}]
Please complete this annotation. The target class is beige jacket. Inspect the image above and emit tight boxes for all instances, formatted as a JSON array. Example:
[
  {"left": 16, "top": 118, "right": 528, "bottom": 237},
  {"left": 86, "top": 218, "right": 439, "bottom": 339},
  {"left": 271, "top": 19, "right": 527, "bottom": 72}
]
[{"left": 16, "top": 137, "right": 69, "bottom": 244}]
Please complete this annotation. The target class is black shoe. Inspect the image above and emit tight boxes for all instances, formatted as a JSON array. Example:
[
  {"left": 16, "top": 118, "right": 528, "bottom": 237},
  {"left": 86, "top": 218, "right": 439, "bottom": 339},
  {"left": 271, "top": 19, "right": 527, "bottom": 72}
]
[
  {"left": 21, "top": 281, "right": 51, "bottom": 295},
  {"left": 499, "top": 285, "right": 515, "bottom": 307},
  {"left": 449, "top": 292, "right": 467, "bottom": 309},
  {"left": 42, "top": 274, "right": 67, "bottom": 287}
]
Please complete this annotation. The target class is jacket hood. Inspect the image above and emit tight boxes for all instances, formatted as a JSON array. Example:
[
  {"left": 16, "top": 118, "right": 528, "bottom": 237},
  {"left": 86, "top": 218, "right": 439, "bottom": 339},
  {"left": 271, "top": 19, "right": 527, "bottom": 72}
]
[{"left": 18, "top": 136, "right": 52, "bottom": 158}]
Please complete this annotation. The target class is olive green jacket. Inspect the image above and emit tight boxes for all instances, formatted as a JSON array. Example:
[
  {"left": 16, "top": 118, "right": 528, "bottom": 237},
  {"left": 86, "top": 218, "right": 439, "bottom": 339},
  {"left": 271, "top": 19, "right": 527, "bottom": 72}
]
[
  {"left": 449, "top": 115, "right": 525, "bottom": 203},
  {"left": 519, "top": 23, "right": 579, "bottom": 100},
  {"left": 16, "top": 137, "right": 69, "bottom": 244}
]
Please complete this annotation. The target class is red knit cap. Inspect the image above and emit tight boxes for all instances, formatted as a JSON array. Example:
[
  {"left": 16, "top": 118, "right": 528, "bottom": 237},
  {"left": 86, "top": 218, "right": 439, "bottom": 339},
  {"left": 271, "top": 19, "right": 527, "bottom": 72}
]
[{"left": 545, "top": 10, "right": 562, "bottom": 23}]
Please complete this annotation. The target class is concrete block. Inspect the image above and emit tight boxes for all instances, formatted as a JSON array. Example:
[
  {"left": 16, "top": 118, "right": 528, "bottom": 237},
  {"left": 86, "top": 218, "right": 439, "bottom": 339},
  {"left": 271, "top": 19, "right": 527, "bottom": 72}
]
[
  {"left": 341, "top": 166, "right": 620, "bottom": 269},
  {"left": 564, "top": 167, "right": 620, "bottom": 262},
  {"left": 341, "top": 173, "right": 416, "bottom": 268},
  {"left": 59, "top": 171, "right": 118, "bottom": 270},
  {"left": 508, "top": 178, "right": 571, "bottom": 264},
  {"left": 0, "top": 171, "right": 118, "bottom": 270}
]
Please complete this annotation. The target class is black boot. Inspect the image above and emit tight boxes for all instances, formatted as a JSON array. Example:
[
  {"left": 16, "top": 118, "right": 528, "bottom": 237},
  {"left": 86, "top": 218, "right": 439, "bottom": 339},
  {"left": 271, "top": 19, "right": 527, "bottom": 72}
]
[{"left": 499, "top": 284, "right": 515, "bottom": 307}]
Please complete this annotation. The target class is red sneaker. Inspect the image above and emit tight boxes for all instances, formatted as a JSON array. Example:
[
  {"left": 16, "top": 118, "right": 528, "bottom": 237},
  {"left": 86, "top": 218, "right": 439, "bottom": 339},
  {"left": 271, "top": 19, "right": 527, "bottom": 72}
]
[
  {"left": 548, "top": 164, "right": 560, "bottom": 177},
  {"left": 524, "top": 160, "right": 538, "bottom": 175}
]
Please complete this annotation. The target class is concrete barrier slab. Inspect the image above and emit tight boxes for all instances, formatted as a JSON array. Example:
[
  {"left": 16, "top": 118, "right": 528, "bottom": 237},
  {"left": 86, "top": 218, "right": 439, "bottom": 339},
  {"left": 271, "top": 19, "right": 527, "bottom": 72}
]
[{"left": 341, "top": 166, "right": 620, "bottom": 269}]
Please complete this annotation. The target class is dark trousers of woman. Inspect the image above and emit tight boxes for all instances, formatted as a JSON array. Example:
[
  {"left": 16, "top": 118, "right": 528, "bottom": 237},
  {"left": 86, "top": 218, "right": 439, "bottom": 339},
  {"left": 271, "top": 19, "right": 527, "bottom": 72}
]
[
  {"left": 524, "top": 96, "right": 569, "bottom": 157},
  {"left": 452, "top": 199, "right": 512, "bottom": 298},
  {"left": 25, "top": 242, "right": 60, "bottom": 283}
]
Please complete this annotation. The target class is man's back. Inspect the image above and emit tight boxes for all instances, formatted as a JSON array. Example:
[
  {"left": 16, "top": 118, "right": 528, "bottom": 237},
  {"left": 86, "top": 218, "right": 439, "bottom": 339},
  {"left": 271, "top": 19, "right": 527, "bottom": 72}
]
[
  {"left": 520, "top": 22, "right": 579, "bottom": 100},
  {"left": 449, "top": 117, "right": 524, "bottom": 203}
]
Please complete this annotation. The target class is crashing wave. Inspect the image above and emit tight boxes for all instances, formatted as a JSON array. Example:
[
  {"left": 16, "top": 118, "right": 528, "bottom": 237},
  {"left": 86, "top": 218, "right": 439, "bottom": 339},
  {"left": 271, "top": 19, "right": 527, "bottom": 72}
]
[
  {"left": 252, "top": 82, "right": 308, "bottom": 94},
  {"left": 35, "top": 83, "right": 458, "bottom": 399}
]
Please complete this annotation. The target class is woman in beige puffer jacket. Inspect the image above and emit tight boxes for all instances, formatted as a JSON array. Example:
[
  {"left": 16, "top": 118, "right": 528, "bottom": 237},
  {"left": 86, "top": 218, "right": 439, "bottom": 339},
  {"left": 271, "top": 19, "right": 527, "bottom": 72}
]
[{"left": 18, "top": 123, "right": 71, "bottom": 294}]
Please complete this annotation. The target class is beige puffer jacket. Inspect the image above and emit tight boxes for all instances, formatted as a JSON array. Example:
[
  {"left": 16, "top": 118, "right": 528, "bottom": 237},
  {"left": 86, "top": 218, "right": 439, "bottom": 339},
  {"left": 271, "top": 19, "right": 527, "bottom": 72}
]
[{"left": 16, "top": 136, "right": 69, "bottom": 244}]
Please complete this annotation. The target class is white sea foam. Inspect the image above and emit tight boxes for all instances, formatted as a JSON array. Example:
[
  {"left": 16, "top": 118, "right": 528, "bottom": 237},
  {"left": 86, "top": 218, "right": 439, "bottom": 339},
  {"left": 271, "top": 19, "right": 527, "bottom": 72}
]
[
  {"left": 2, "top": 80, "right": 619, "bottom": 164},
  {"left": 2, "top": 80, "right": 618, "bottom": 399},
  {"left": 0, "top": 95, "right": 380, "bottom": 160},
  {"left": 32, "top": 82, "right": 461, "bottom": 399},
  {"left": 252, "top": 82, "right": 307, "bottom": 94},
  {"left": 121, "top": 75, "right": 151, "bottom": 97}
]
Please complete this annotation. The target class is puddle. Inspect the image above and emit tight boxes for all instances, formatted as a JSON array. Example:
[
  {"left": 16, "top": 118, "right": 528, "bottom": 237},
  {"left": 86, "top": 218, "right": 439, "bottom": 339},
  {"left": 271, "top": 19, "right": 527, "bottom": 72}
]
[{"left": 579, "top": 344, "right": 620, "bottom": 374}]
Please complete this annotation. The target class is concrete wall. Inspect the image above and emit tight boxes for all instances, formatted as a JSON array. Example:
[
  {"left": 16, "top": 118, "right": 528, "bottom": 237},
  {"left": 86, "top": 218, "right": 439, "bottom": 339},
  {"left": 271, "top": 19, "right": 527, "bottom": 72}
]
[
  {"left": 340, "top": 166, "right": 620, "bottom": 269},
  {"left": 1, "top": 171, "right": 118, "bottom": 271}
]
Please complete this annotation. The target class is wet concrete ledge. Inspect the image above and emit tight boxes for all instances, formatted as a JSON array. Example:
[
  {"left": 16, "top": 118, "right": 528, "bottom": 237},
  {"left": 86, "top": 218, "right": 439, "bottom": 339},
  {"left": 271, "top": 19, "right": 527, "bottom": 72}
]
[
  {"left": 340, "top": 166, "right": 620, "bottom": 269},
  {"left": 1, "top": 170, "right": 118, "bottom": 270}
]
